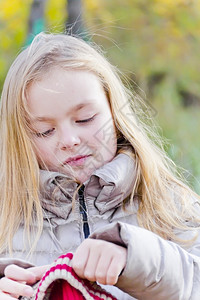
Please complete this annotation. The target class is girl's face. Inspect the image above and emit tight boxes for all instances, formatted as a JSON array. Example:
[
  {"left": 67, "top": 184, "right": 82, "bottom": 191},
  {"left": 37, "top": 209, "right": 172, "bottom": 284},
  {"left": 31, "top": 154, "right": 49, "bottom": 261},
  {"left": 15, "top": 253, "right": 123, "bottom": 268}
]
[{"left": 27, "top": 68, "right": 117, "bottom": 183}]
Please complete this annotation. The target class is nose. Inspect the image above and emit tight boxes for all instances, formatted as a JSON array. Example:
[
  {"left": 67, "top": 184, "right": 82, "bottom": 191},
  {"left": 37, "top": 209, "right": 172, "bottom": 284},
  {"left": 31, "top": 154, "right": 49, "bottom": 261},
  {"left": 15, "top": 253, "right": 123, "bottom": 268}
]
[{"left": 59, "top": 127, "right": 81, "bottom": 150}]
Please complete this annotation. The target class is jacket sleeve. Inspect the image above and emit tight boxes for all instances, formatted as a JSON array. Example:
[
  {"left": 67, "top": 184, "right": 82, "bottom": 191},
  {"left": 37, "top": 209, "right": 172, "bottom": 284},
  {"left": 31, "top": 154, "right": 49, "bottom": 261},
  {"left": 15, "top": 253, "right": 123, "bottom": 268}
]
[
  {"left": 89, "top": 221, "right": 200, "bottom": 300},
  {"left": 0, "top": 258, "right": 34, "bottom": 277}
]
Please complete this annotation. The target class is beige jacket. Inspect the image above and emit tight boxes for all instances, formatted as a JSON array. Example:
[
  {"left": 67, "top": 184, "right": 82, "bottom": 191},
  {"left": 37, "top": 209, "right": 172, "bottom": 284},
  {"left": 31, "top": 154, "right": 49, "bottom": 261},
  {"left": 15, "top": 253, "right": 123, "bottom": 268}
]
[{"left": 0, "top": 153, "right": 200, "bottom": 300}]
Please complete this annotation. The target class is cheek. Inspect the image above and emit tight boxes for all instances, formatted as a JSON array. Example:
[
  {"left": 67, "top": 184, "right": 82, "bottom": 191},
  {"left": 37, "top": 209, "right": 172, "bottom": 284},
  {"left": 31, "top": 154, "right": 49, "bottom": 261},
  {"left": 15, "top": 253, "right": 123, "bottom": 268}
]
[
  {"left": 96, "top": 120, "right": 117, "bottom": 145},
  {"left": 33, "top": 138, "right": 54, "bottom": 163},
  {"left": 90, "top": 120, "right": 117, "bottom": 157}
]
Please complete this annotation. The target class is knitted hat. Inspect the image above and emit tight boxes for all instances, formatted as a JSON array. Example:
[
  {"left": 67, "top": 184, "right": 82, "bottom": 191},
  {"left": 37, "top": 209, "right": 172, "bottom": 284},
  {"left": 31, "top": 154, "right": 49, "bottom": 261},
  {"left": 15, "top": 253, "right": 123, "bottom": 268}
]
[{"left": 34, "top": 252, "right": 117, "bottom": 300}]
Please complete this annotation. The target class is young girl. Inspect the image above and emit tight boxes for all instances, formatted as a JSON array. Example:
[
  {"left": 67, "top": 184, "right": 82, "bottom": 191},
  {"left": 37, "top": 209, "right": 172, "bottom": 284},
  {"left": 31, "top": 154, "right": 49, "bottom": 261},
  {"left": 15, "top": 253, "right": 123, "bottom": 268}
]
[{"left": 0, "top": 32, "right": 200, "bottom": 300}]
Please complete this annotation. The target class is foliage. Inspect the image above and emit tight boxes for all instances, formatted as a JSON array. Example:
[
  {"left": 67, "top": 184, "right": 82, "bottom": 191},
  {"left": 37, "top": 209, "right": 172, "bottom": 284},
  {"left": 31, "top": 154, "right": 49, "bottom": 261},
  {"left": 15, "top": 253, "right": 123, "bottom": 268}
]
[
  {"left": 153, "top": 77, "right": 200, "bottom": 193},
  {"left": 84, "top": 0, "right": 200, "bottom": 95},
  {"left": 45, "top": 0, "right": 67, "bottom": 32},
  {"left": 0, "top": 0, "right": 32, "bottom": 87},
  {"left": 0, "top": 0, "right": 66, "bottom": 83}
]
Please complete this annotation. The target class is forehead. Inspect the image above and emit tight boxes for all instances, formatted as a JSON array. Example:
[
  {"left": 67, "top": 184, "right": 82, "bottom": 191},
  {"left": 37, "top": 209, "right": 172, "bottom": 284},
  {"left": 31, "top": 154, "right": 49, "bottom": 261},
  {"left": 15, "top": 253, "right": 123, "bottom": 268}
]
[{"left": 26, "top": 68, "right": 108, "bottom": 118}]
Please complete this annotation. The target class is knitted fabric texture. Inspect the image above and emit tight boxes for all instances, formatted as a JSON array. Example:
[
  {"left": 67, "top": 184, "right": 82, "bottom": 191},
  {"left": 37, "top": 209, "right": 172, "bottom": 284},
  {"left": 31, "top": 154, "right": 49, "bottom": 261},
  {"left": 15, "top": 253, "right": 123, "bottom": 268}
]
[{"left": 30, "top": 253, "right": 117, "bottom": 300}]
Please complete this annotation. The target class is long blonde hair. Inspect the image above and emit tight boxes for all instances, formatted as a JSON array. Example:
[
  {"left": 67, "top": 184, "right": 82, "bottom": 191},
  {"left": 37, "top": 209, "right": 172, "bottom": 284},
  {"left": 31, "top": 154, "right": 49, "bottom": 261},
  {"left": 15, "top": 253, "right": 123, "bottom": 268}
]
[{"left": 0, "top": 33, "right": 199, "bottom": 253}]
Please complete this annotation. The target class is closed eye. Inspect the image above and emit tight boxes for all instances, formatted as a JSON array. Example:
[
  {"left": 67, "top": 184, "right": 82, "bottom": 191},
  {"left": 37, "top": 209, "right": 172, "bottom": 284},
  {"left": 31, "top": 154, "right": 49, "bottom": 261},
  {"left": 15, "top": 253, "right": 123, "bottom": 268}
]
[
  {"left": 76, "top": 115, "right": 95, "bottom": 123},
  {"left": 36, "top": 128, "right": 55, "bottom": 137}
]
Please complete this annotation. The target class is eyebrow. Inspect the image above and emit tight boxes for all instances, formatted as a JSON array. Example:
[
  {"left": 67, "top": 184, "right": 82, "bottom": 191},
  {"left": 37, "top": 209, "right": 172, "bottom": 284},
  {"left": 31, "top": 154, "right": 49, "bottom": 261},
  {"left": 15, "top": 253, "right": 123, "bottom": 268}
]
[{"left": 33, "top": 102, "right": 95, "bottom": 122}]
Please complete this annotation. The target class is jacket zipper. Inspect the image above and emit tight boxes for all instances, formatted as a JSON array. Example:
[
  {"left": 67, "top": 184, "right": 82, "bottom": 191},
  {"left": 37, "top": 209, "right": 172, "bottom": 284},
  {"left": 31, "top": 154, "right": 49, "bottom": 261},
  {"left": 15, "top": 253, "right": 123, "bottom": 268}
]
[{"left": 78, "top": 185, "right": 90, "bottom": 239}]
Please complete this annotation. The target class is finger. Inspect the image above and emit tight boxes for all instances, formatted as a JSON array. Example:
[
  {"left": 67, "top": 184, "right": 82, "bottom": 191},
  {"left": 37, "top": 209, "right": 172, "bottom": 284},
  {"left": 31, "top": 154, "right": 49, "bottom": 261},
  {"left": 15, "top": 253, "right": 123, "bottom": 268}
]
[
  {"left": 82, "top": 249, "right": 100, "bottom": 282},
  {"left": 94, "top": 252, "right": 112, "bottom": 285},
  {"left": 106, "top": 251, "right": 127, "bottom": 285},
  {"left": 8, "top": 292, "right": 20, "bottom": 299},
  {"left": 28, "top": 265, "right": 50, "bottom": 281},
  {"left": 0, "top": 291, "right": 18, "bottom": 300},
  {"left": 4, "top": 265, "right": 36, "bottom": 284},
  {"left": 0, "top": 277, "right": 33, "bottom": 298},
  {"left": 72, "top": 243, "right": 90, "bottom": 278}
]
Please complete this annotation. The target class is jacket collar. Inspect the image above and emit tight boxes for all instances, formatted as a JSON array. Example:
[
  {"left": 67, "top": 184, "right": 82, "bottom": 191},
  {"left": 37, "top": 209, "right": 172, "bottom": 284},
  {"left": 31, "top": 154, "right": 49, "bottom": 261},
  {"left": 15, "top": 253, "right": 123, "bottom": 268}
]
[{"left": 39, "top": 153, "right": 136, "bottom": 219}]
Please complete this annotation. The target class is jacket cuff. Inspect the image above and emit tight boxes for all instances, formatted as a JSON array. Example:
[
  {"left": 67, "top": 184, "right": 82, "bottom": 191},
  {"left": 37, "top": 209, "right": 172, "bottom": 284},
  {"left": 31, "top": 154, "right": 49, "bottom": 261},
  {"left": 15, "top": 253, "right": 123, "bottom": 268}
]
[
  {"left": 89, "top": 221, "right": 197, "bottom": 300},
  {"left": 89, "top": 221, "right": 126, "bottom": 248}
]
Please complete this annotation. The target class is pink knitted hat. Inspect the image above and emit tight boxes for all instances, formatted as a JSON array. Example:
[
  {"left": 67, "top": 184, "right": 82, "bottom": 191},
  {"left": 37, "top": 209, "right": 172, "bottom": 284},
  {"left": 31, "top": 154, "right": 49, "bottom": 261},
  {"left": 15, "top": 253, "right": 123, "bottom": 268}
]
[{"left": 34, "top": 252, "right": 117, "bottom": 300}]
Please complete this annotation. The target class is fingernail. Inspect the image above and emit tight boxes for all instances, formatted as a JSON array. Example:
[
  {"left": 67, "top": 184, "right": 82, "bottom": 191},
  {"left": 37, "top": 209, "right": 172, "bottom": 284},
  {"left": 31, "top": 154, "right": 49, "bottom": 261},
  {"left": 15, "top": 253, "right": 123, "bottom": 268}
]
[
  {"left": 24, "top": 286, "right": 34, "bottom": 297},
  {"left": 28, "top": 272, "right": 36, "bottom": 282}
]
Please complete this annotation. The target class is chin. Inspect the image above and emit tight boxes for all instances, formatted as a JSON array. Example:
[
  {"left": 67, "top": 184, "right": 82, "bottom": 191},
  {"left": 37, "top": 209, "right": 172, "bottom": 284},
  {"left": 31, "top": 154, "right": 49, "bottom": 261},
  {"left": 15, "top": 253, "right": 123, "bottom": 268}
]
[
  {"left": 75, "top": 172, "right": 92, "bottom": 184},
  {"left": 76, "top": 176, "right": 88, "bottom": 184}
]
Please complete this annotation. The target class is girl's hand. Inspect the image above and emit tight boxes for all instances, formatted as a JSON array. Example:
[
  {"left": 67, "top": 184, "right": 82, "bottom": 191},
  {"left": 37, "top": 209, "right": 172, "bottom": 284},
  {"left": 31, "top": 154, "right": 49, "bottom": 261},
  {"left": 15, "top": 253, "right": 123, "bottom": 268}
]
[
  {"left": 72, "top": 239, "right": 127, "bottom": 286},
  {"left": 0, "top": 264, "right": 49, "bottom": 299}
]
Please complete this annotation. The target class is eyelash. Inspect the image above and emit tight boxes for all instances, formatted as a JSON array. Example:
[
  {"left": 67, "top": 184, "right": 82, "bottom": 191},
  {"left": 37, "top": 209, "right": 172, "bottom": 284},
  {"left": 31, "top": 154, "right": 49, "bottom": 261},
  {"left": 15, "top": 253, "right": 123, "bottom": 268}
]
[
  {"left": 35, "top": 116, "right": 95, "bottom": 137},
  {"left": 76, "top": 115, "right": 95, "bottom": 123},
  {"left": 36, "top": 128, "right": 55, "bottom": 137}
]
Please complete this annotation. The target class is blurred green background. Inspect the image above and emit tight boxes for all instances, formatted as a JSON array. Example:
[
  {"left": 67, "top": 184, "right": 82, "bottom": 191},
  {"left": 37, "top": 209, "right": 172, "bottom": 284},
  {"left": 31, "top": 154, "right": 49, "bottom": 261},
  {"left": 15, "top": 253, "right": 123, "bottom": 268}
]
[{"left": 0, "top": 0, "right": 200, "bottom": 192}]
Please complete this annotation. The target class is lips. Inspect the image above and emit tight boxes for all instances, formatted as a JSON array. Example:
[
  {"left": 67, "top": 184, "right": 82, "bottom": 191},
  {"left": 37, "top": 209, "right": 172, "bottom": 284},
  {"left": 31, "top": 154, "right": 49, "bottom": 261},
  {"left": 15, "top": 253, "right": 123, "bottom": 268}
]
[{"left": 63, "top": 155, "right": 91, "bottom": 166}]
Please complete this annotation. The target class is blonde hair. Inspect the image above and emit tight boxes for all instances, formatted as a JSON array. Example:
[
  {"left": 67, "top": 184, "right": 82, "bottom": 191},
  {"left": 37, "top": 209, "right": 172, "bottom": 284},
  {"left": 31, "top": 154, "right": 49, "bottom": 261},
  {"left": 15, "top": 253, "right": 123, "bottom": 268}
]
[{"left": 0, "top": 33, "right": 199, "bottom": 253}]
